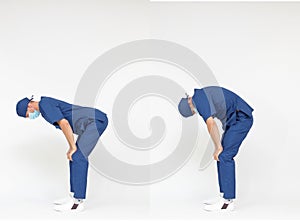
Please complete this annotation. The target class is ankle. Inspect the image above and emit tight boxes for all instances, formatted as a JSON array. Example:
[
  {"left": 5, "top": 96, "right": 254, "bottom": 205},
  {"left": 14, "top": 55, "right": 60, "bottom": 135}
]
[
  {"left": 224, "top": 198, "right": 233, "bottom": 203},
  {"left": 73, "top": 198, "right": 84, "bottom": 204}
]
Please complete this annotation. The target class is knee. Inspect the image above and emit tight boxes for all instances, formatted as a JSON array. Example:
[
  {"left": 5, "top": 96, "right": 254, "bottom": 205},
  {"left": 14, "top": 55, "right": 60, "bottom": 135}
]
[
  {"left": 72, "top": 149, "right": 88, "bottom": 163},
  {"left": 218, "top": 152, "right": 233, "bottom": 163}
]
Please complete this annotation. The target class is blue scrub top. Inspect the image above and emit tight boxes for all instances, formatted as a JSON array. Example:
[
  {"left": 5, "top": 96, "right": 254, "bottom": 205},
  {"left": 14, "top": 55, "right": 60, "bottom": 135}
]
[
  {"left": 192, "top": 86, "right": 253, "bottom": 129},
  {"left": 39, "top": 96, "right": 107, "bottom": 135}
]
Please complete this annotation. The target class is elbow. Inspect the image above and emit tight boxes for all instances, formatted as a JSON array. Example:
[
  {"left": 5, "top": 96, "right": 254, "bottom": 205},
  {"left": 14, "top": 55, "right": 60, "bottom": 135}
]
[
  {"left": 206, "top": 117, "right": 216, "bottom": 133},
  {"left": 57, "top": 119, "right": 69, "bottom": 128}
]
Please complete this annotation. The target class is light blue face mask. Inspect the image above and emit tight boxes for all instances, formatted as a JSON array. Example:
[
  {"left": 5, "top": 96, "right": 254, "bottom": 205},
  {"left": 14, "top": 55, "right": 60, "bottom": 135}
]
[{"left": 29, "top": 110, "right": 40, "bottom": 120}]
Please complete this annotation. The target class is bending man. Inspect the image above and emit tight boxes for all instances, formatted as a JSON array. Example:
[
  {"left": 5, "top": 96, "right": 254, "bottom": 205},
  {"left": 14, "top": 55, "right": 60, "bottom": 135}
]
[
  {"left": 16, "top": 96, "right": 108, "bottom": 212},
  {"left": 178, "top": 86, "right": 253, "bottom": 212}
]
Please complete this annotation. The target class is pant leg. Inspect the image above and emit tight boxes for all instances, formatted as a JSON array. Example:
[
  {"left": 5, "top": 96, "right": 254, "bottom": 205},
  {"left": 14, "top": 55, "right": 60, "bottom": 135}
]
[
  {"left": 217, "top": 161, "right": 223, "bottom": 194},
  {"left": 218, "top": 112, "right": 253, "bottom": 199},
  {"left": 78, "top": 119, "right": 108, "bottom": 160},
  {"left": 70, "top": 118, "right": 108, "bottom": 199},
  {"left": 70, "top": 160, "right": 74, "bottom": 193},
  {"left": 70, "top": 147, "right": 89, "bottom": 199}
]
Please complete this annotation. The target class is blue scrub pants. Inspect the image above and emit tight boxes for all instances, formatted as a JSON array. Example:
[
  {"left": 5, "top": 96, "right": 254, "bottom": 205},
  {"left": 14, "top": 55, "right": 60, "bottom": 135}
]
[
  {"left": 69, "top": 118, "right": 108, "bottom": 199},
  {"left": 218, "top": 111, "right": 253, "bottom": 200}
]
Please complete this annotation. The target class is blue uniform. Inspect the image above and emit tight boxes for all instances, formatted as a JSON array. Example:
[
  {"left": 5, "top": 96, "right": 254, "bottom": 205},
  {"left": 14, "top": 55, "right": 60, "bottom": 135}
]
[
  {"left": 39, "top": 97, "right": 108, "bottom": 199},
  {"left": 192, "top": 87, "right": 253, "bottom": 199}
]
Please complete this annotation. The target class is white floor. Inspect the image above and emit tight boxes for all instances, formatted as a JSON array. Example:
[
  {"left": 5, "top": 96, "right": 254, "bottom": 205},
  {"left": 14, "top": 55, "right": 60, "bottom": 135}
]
[
  {"left": 1, "top": 164, "right": 299, "bottom": 221},
  {"left": 1, "top": 194, "right": 299, "bottom": 220},
  {"left": 1, "top": 145, "right": 299, "bottom": 221}
]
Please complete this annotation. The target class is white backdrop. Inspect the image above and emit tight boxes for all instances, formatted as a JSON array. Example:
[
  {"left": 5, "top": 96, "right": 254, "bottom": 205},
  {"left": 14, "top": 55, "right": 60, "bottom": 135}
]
[{"left": 1, "top": 0, "right": 300, "bottom": 220}]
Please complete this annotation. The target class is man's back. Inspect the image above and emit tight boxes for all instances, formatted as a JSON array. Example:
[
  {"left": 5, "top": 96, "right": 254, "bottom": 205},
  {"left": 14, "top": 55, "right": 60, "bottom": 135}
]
[
  {"left": 39, "top": 96, "right": 107, "bottom": 134},
  {"left": 192, "top": 86, "right": 253, "bottom": 128}
]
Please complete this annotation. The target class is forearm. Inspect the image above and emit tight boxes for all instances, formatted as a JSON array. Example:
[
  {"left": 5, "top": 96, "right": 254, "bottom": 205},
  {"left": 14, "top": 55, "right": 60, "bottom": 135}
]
[
  {"left": 207, "top": 118, "right": 222, "bottom": 150},
  {"left": 62, "top": 126, "right": 76, "bottom": 149},
  {"left": 58, "top": 120, "right": 76, "bottom": 149}
]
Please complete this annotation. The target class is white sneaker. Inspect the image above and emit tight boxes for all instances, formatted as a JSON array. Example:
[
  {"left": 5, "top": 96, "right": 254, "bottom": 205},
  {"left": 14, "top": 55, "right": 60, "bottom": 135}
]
[
  {"left": 204, "top": 198, "right": 234, "bottom": 212},
  {"left": 53, "top": 200, "right": 84, "bottom": 212},
  {"left": 53, "top": 193, "right": 74, "bottom": 205},
  {"left": 203, "top": 193, "right": 224, "bottom": 205}
]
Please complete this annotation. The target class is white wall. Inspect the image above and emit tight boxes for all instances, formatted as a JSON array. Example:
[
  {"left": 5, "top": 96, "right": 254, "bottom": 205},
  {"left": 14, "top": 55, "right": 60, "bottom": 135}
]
[{"left": 1, "top": 0, "right": 299, "bottom": 219}]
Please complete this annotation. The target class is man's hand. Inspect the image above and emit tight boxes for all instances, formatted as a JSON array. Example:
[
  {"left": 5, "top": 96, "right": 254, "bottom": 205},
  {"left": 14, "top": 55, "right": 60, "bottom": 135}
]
[
  {"left": 213, "top": 146, "right": 223, "bottom": 161},
  {"left": 67, "top": 146, "right": 77, "bottom": 161},
  {"left": 206, "top": 117, "right": 223, "bottom": 161},
  {"left": 57, "top": 119, "right": 77, "bottom": 161}
]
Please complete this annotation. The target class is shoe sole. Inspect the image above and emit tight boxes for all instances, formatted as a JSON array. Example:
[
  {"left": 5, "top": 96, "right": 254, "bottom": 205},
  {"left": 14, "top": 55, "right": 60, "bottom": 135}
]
[
  {"left": 53, "top": 201, "right": 72, "bottom": 205},
  {"left": 203, "top": 201, "right": 218, "bottom": 205},
  {"left": 203, "top": 205, "right": 235, "bottom": 212},
  {"left": 54, "top": 209, "right": 85, "bottom": 213},
  {"left": 53, "top": 207, "right": 85, "bottom": 213}
]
